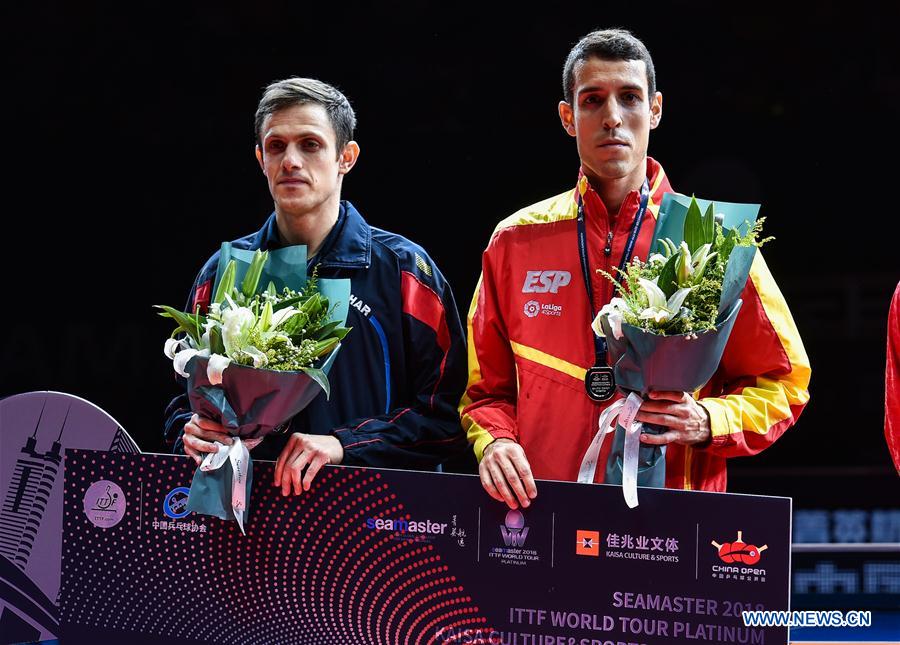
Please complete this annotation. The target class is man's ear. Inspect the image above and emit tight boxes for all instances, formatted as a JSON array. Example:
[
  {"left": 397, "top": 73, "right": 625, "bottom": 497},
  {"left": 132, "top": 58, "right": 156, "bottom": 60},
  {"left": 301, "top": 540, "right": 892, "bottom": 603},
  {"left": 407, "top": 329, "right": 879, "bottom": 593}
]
[
  {"left": 255, "top": 145, "right": 265, "bottom": 171},
  {"left": 649, "top": 91, "right": 663, "bottom": 130},
  {"left": 558, "top": 101, "right": 576, "bottom": 137},
  {"left": 338, "top": 141, "right": 360, "bottom": 175}
]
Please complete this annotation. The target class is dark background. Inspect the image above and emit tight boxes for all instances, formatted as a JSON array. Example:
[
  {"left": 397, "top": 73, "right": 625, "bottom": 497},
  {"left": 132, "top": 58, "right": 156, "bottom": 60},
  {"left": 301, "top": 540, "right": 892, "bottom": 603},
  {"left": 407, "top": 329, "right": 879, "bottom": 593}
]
[{"left": 5, "top": 2, "right": 898, "bottom": 502}]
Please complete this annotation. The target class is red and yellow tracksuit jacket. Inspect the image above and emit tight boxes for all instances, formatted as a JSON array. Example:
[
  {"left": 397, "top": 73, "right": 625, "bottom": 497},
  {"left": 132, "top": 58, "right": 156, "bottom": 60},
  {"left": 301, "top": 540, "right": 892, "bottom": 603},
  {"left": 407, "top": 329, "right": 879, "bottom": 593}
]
[{"left": 460, "top": 158, "right": 811, "bottom": 491}]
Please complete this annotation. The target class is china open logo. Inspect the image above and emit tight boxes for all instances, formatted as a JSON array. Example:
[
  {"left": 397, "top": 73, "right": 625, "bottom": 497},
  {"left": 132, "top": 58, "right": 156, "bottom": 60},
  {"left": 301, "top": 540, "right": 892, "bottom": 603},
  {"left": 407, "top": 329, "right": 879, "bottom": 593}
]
[
  {"left": 711, "top": 530, "right": 768, "bottom": 565},
  {"left": 523, "top": 300, "right": 540, "bottom": 318}
]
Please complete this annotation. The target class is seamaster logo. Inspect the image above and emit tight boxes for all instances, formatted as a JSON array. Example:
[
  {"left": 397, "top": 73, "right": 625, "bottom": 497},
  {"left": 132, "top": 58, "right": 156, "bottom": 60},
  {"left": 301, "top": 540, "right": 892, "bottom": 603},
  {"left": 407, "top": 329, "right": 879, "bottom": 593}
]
[{"left": 523, "top": 300, "right": 540, "bottom": 318}]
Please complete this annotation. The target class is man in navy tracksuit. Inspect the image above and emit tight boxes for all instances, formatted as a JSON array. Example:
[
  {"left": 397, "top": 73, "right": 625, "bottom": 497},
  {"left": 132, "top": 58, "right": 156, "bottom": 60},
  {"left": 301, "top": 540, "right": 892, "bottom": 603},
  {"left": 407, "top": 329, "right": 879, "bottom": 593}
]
[{"left": 164, "top": 78, "right": 468, "bottom": 495}]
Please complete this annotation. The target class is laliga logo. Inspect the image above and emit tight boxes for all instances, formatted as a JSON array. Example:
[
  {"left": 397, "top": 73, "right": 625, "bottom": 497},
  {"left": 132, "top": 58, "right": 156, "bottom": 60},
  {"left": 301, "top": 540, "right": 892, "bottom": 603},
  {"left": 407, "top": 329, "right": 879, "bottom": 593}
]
[
  {"left": 523, "top": 300, "right": 540, "bottom": 318},
  {"left": 711, "top": 530, "right": 768, "bottom": 565},
  {"left": 500, "top": 510, "right": 529, "bottom": 547}
]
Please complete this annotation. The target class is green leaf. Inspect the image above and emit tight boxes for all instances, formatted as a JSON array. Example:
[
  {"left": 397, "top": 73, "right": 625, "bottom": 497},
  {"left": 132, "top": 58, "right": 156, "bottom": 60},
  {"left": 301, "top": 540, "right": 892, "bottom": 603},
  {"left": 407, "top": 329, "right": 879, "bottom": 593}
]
[
  {"left": 266, "top": 281, "right": 277, "bottom": 298},
  {"left": 312, "top": 320, "right": 341, "bottom": 340},
  {"left": 272, "top": 294, "right": 306, "bottom": 311},
  {"left": 702, "top": 202, "right": 715, "bottom": 246},
  {"left": 300, "top": 367, "right": 331, "bottom": 399},
  {"left": 281, "top": 312, "right": 309, "bottom": 337},
  {"left": 209, "top": 325, "right": 225, "bottom": 355},
  {"left": 241, "top": 249, "right": 269, "bottom": 298},
  {"left": 300, "top": 293, "right": 324, "bottom": 316},
  {"left": 258, "top": 300, "right": 273, "bottom": 331},
  {"left": 331, "top": 326, "right": 352, "bottom": 341},
  {"left": 656, "top": 254, "right": 679, "bottom": 299},
  {"left": 155, "top": 305, "right": 202, "bottom": 344},
  {"left": 683, "top": 196, "right": 704, "bottom": 252},
  {"left": 719, "top": 228, "right": 739, "bottom": 264},
  {"left": 312, "top": 337, "right": 340, "bottom": 358},
  {"left": 213, "top": 261, "right": 236, "bottom": 305}
]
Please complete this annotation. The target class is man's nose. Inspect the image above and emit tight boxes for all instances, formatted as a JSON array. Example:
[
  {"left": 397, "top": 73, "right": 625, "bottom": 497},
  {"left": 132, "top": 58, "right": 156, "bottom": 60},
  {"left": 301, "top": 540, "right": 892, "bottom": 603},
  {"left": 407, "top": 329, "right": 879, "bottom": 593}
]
[
  {"left": 282, "top": 144, "right": 303, "bottom": 170},
  {"left": 602, "top": 98, "right": 623, "bottom": 130}
]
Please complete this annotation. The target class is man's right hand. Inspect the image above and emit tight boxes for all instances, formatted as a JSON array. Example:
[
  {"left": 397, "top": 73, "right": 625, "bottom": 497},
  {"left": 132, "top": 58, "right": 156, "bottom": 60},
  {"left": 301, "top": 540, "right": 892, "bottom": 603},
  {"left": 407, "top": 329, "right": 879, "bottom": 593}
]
[
  {"left": 479, "top": 438, "right": 537, "bottom": 510},
  {"left": 182, "top": 414, "right": 233, "bottom": 465}
]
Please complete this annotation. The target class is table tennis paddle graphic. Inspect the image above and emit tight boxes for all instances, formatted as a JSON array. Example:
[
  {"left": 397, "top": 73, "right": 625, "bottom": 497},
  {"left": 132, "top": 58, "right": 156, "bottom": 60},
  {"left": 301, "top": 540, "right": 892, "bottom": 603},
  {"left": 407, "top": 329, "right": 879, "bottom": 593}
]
[{"left": 712, "top": 530, "right": 769, "bottom": 566}]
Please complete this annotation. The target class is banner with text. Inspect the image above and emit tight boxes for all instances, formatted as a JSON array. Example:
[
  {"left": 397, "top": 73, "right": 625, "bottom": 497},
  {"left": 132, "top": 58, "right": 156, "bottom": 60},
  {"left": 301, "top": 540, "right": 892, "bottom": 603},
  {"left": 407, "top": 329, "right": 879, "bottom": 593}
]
[{"left": 61, "top": 450, "right": 790, "bottom": 644}]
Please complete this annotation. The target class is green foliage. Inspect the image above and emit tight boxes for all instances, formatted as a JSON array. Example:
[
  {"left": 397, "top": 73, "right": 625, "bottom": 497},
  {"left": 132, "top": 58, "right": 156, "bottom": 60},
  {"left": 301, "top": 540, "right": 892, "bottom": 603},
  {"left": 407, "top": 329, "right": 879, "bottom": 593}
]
[
  {"left": 157, "top": 254, "right": 349, "bottom": 374},
  {"left": 597, "top": 201, "right": 771, "bottom": 336}
]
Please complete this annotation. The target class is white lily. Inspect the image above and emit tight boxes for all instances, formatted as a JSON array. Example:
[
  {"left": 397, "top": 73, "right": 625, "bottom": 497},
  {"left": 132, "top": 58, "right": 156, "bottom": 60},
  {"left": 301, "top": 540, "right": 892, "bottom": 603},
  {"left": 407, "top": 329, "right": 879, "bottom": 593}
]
[
  {"left": 206, "top": 353, "right": 232, "bottom": 385},
  {"left": 270, "top": 306, "right": 299, "bottom": 329},
  {"left": 647, "top": 253, "right": 667, "bottom": 265},
  {"left": 164, "top": 337, "right": 189, "bottom": 359},
  {"left": 637, "top": 278, "right": 693, "bottom": 325},
  {"left": 221, "top": 303, "right": 256, "bottom": 356},
  {"left": 172, "top": 347, "right": 210, "bottom": 378},
  {"left": 241, "top": 346, "right": 269, "bottom": 369},
  {"left": 593, "top": 297, "right": 628, "bottom": 340}
]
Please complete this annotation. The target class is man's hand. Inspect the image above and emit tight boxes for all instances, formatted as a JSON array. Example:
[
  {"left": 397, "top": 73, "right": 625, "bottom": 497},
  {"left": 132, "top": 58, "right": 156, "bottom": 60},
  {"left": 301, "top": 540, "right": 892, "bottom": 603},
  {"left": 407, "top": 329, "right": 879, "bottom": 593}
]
[
  {"left": 273, "top": 433, "right": 344, "bottom": 496},
  {"left": 183, "top": 414, "right": 233, "bottom": 465},
  {"left": 479, "top": 438, "right": 537, "bottom": 510},
  {"left": 635, "top": 391, "right": 711, "bottom": 446}
]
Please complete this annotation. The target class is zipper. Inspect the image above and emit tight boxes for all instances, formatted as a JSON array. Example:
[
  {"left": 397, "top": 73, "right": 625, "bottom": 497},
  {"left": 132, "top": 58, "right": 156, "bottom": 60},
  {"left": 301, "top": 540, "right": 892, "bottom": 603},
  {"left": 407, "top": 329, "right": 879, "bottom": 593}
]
[{"left": 603, "top": 231, "right": 613, "bottom": 256}]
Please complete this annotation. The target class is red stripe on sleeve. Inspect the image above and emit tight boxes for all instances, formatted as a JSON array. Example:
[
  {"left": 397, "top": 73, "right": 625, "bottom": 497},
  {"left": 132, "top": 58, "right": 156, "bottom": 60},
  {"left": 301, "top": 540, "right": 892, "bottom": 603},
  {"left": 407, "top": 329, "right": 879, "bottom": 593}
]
[
  {"left": 401, "top": 271, "right": 450, "bottom": 353},
  {"left": 401, "top": 271, "right": 450, "bottom": 408},
  {"left": 192, "top": 279, "right": 212, "bottom": 315}
]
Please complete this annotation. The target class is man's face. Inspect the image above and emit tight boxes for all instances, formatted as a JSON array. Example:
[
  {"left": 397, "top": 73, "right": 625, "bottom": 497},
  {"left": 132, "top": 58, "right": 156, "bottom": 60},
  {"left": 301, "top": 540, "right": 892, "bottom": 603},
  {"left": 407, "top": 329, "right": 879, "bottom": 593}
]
[
  {"left": 559, "top": 57, "right": 662, "bottom": 186},
  {"left": 255, "top": 103, "right": 357, "bottom": 218}
]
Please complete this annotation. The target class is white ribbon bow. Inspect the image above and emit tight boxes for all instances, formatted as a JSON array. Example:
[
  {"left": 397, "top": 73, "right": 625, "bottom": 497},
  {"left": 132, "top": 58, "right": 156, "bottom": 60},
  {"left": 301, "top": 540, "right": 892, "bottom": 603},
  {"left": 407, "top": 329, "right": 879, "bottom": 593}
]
[
  {"left": 200, "top": 437, "right": 262, "bottom": 534},
  {"left": 577, "top": 392, "right": 645, "bottom": 508}
]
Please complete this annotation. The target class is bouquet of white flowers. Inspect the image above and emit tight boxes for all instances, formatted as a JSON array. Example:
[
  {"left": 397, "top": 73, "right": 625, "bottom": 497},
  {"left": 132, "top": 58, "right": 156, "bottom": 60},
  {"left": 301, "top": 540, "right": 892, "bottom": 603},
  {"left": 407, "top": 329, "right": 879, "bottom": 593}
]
[
  {"left": 579, "top": 194, "right": 769, "bottom": 507},
  {"left": 158, "top": 245, "right": 351, "bottom": 532}
]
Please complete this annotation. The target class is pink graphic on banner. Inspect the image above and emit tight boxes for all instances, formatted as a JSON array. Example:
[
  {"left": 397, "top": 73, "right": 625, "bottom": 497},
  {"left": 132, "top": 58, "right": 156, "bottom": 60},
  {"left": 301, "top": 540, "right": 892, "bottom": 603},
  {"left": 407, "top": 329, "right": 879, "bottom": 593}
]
[{"left": 0, "top": 391, "right": 139, "bottom": 644}]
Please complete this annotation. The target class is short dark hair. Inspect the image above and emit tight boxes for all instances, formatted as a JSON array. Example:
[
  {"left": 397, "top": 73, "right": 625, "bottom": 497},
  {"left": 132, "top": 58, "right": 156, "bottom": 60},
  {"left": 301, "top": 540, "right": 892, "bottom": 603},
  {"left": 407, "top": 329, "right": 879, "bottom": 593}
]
[
  {"left": 254, "top": 77, "right": 357, "bottom": 154},
  {"left": 562, "top": 29, "right": 656, "bottom": 105}
]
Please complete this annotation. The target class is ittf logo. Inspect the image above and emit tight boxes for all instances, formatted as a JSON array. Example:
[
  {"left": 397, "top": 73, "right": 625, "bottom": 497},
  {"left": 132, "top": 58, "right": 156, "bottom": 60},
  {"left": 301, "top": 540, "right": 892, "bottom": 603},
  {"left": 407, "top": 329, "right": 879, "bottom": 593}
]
[{"left": 576, "top": 530, "right": 600, "bottom": 557}]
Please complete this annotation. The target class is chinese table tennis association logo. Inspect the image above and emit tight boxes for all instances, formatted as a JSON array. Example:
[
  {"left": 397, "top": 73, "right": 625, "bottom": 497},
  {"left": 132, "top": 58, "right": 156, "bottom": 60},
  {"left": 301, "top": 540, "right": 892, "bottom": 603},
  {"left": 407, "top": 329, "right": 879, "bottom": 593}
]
[
  {"left": 711, "top": 530, "right": 768, "bottom": 565},
  {"left": 576, "top": 530, "right": 600, "bottom": 557}
]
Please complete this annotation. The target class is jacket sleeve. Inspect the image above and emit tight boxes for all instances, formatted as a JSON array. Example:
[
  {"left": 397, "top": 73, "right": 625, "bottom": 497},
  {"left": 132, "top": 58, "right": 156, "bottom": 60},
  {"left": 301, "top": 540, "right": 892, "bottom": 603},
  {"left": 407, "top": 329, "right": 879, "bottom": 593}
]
[
  {"left": 458, "top": 235, "right": 520, "bottom": 461},
  {"left": 162, "top": 265, "right": 216, "bottom": 453},
  {"left": 697, "top": 252, "right": 811, "bottom": 457},
  {"left": 331, "top": 258, "right": 469, "bottom": 469}
]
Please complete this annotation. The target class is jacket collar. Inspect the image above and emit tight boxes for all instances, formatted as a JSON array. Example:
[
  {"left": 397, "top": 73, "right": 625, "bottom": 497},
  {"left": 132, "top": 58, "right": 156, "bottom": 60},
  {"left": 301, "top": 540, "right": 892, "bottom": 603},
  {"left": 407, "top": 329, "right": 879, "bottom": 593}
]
[
  {"left": 251, "top": 201, "right": 371, "bottom": 268},
  {"left": 577, "top": 156, "right": 672, "bottom": 222}
]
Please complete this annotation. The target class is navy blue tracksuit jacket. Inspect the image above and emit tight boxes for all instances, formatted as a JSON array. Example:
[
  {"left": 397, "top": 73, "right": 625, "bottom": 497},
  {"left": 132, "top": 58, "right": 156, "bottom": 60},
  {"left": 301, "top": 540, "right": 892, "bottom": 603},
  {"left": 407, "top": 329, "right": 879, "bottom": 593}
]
[{"left": 164, "top": 201, "right": 469, "bottom": 468}]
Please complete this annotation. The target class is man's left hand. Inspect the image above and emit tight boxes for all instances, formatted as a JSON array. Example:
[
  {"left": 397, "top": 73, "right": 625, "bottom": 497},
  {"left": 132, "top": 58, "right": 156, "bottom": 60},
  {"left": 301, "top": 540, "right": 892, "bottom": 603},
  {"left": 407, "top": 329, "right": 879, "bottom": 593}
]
[
  {"left": 635, "top": 391, "right": 711, "bottom": 446},
  {"left": 273, "top": 433, "right": 344, "bottom": 496}
]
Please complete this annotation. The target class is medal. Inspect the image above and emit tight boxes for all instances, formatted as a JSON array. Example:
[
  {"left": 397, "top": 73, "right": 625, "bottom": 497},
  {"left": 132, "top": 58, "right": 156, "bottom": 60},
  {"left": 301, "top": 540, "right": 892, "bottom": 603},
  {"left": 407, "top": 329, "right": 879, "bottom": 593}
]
[{"left": 585, "top": 366, "right": 616, "bottom": 401}]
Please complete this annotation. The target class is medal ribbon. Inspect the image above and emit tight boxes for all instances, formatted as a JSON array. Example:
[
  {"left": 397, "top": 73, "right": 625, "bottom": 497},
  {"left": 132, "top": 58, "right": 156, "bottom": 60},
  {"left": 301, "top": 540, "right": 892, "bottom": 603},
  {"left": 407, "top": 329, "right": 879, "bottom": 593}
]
[{"left": 576, "top": 175, "right": 650, "bottom": 368}]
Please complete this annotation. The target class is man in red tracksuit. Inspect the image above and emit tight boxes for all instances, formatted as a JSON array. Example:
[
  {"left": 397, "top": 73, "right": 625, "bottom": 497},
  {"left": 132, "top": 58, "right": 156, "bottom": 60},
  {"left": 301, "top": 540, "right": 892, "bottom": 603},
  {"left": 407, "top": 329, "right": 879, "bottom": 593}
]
[
  {"left": 886, "top": 282, "right": 900, "bottom": 473},
  {"left": 460, "top": 29, "right": 811, "bottom": 509}
]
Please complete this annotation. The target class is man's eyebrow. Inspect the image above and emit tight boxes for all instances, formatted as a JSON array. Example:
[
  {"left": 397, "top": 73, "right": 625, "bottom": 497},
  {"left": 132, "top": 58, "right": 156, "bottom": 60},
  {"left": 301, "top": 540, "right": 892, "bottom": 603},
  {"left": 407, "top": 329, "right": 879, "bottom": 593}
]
[
  {"left": 263, "top": 128, "right": 326, "bottom": 141},
  {"left": 577, "top": 83, "right": 645, "bottom": 95}
]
